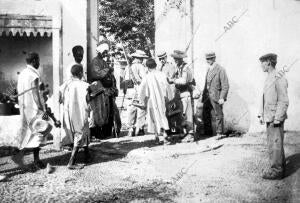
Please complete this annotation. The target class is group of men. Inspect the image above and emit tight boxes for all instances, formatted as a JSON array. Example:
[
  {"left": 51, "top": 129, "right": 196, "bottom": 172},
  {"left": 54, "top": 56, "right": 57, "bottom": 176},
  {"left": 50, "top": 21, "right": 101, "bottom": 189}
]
[
  {"left": 9, "top": 37, "right": 288, "bottom": 180},
  {"left": 124, "top": 49, "right": 229, "bottom": 144}
]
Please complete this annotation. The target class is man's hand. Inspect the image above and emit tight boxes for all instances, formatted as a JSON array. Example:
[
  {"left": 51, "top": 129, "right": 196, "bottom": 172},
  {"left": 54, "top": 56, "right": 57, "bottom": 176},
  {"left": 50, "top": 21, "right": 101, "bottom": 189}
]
[
  {"left": 192, "top": 89, "right": 201, "bottom": 99},
  {"left": 218, "top": 98, "right": 225, "bottom": 105},
  {"left": 167, "top": 78, "right": 174, "bottom": 84},
  {"left": 273, "top": 120, "right": 281, "bottom": 125}
]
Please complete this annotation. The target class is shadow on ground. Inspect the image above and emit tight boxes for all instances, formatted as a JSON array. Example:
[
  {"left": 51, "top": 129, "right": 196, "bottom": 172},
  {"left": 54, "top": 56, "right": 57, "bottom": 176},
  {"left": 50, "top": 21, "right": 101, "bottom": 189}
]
[
  {"left": 285, "top": 152, "right": 300, "bottom": 178},
  {"left": 83, "top": 180, "right": 178, "bottom": 203},
  {"left": 0, "top": 136, "right": 166, "bottom": 180}
]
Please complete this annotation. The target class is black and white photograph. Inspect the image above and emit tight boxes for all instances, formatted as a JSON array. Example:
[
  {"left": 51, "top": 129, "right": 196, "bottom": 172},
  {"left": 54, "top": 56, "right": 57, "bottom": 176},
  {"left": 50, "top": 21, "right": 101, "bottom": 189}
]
[{"left": 0, "top": 0, "right": 299, "bottom": 202}]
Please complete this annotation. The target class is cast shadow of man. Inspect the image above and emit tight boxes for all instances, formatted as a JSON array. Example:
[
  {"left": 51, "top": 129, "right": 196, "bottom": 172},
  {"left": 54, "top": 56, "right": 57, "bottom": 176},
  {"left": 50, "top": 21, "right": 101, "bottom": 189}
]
[
  {"left": 201, "top": 81, "right": 251, "bottom": 138},
  {"left": 285, "top": 152, "right": 300, "bottom": 177},
  {"left": 0, "top": 138, "right": 159, "bottom": 181}
]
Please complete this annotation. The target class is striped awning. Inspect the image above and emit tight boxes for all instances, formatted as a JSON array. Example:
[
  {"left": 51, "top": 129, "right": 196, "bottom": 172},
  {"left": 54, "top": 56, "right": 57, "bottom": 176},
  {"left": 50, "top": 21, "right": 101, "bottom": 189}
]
[{"left": 0, "top": 14, "right": 52, "bottom": 37}]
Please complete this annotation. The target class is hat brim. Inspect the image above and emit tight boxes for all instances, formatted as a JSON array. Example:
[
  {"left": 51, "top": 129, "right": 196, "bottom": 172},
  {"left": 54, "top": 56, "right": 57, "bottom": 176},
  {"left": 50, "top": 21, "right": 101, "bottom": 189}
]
[
  {"left": 131, "top": 54, "right": 149, "bottom": 58},
  {"left": 171, "top": 53, "right": 187, "bottom": 59}
]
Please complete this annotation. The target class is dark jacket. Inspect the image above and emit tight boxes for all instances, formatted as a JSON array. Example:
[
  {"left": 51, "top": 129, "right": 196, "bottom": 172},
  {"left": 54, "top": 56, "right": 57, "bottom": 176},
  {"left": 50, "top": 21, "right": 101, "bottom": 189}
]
[
  {"left": 87, "top": 56, "right": 117, "bottom": 127},
  {"left": 202, "top": 63, "right": 229, "bottom": 103},
  {"left": 87, "top": 56, "right": 113, "bottom": 86}
]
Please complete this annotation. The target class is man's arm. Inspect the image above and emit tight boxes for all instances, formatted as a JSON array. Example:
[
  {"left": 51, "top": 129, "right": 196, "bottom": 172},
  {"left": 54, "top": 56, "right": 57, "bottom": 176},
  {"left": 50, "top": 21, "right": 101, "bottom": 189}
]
[
  {"left": 274, "top": 77, "right": 289, "bottom": 122},
  {"left": 219, "top": 68, "right": 229, "bottom": 101},
  {"left": 90, "top": 59, "right": 112, "bottom": 81},
  {"left": 32, "top": 78, "right": 44, "bottom": 111}
]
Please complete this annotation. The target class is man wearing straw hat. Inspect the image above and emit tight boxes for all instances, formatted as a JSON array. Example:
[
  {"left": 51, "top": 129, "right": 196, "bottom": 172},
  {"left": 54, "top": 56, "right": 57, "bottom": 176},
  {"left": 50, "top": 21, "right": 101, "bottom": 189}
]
[
  {"left": 169, "top": 50, "right": 194, "bottom": 142},
  {"left": 157, "top": 51, "right": 176, "bottom": 97},
  {"left": 202, "top": 51, "right": 229, "bottom": 140},
  {"left": 157, "top": 51, "right": 176, "bottom": 79},
  {"left": 126, "top": 50, "right": 149, "bottom": 137}
]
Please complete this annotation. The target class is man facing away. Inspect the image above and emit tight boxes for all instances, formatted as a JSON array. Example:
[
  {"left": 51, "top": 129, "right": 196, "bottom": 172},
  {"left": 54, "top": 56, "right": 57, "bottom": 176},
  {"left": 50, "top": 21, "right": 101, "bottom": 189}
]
[
  {"left": 126, "top": 50, "right": 149, "bottom": 137},
  {"left": 60, "top": 64, "right": 91, "bottom": 169},
  {"left": 60, "top": 45, "right": 85, "bottom": 151},
  {"left": 258, "top": 53, "right": 289, "bottom": 180},
  {"left": 202, "top": 52, "right": 229, "bottom": 140},
  {"left": 169, "top": 50, "right": 194, "bottom": 142},
  {"left": 12, "top": 52, "right": 48, "bottom": 170},
  {"left": 138, "top": 58, "right": 172, "bottom": 144}
]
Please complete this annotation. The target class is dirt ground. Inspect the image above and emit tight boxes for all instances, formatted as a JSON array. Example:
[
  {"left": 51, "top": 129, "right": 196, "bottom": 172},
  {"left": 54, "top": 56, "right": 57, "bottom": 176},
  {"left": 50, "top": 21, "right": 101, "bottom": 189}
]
[{"left": 0, "top": 131, "right": 299, "bottom": 203}]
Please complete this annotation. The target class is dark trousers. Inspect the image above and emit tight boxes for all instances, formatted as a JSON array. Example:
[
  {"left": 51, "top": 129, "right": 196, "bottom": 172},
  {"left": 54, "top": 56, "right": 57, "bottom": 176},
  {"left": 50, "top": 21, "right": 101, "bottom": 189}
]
[
  {"left": 90, "top": 97, "right": 114, "bottom": 139},
  {"left": 203, "top": 97, "right": 224, "bottom": 136},
  {"left": 266, "top": 122, "right": 285, "bottom": 173}
]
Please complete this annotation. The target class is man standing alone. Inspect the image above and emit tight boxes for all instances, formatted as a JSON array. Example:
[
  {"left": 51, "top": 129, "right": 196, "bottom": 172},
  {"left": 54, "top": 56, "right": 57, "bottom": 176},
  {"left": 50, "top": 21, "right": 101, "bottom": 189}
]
[
  {"left": 258, "top": 53, "right": 289, "bottom": 180},
  {"left": 202, "top": 52, "right": 229, "bottom": 140}
]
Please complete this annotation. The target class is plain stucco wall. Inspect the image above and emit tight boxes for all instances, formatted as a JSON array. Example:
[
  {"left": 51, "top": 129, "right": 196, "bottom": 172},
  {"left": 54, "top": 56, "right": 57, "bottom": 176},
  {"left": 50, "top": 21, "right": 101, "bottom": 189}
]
[
  {"left": 61, "top": 0, "right": 87, "bottom": 81},
  {"left": 155, "top": 0, "right": 300, "bottom": 132}
]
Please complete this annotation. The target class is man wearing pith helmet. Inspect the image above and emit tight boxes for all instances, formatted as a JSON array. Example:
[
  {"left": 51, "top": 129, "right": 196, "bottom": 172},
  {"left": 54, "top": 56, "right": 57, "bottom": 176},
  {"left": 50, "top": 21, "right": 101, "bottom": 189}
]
[
  {"left": 202, "top": 51, "right": 229, "bottom": 140},
  {"left": 258, "top": 53, "right": 289, "bottom": 180},
  {"left": 169, "top": 50, "right": 194, "bottom": 142}
]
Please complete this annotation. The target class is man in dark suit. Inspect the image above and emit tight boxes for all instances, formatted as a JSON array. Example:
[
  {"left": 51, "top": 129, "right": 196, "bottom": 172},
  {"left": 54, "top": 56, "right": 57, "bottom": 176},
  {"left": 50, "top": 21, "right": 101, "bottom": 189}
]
[
  {"left": 202, "top": 52, "right": 229, "bottom": 140},
  {"left": 258, "top": 53, "right": 289, "bottom": 180}
]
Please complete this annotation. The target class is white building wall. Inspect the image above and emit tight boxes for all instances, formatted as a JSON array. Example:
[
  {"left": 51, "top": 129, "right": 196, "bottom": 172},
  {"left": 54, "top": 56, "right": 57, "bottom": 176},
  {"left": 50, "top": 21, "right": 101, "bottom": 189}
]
[
  {"left": 60, "top": 0, "right": 87, "bottom": 81},
  {"left": 155, "top": 0, "right": 300, "bottom": 132}
]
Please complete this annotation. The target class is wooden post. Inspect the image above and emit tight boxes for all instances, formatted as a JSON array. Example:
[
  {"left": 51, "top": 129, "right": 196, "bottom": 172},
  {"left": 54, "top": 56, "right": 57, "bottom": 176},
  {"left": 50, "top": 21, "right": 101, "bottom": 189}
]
[
  {"left": 52, "top": 4, "right": 62, "bottom": 150},
  {"left": 190, "top": 0, "right": 194, "bottom": 74},
  {"left": 87, "top": 0, "right": 99, "bottom": 71}
]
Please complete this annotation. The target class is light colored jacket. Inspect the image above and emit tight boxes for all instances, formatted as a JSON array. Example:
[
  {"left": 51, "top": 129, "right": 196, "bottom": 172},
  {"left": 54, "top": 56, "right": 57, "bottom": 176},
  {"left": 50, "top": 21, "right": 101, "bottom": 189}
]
[
  {"left": 203, "top": 63, "right": 229, "bottom": 102},
  {"left": 160, "top": 62, "right": 176, "bottom": 79},
  {"left": 258, "top": 69, "right": 289, "bottom": 122}
]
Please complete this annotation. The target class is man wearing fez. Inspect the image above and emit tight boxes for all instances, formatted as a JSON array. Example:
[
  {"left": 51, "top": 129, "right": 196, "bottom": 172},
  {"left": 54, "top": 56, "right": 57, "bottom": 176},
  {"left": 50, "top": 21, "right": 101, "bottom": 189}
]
[
  {"left": 258, "top": 53, "right": 289, "bottom": 180},
  {"left": 169, "top": 50, "right": 194, "bottom": 142},
  {"left": 126, "top": 50, "right": 149, "bottom": 137},
  {"left": 87, "top": 42, "right": 118, "bottom": 139},
  {"left": 202, "top": 52, "right": 229, "bottom": 140}
]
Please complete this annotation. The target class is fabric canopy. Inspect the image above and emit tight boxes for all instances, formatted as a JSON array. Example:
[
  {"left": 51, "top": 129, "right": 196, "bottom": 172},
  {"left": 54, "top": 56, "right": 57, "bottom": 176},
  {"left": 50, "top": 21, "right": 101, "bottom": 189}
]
[{"left": 0, "top": 14, "right": 52, "bottom": 37}]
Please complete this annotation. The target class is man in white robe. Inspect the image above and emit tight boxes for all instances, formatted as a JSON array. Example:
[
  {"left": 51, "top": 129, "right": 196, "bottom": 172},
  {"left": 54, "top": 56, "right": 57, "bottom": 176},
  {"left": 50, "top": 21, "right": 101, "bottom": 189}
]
[
  {"left": 138, "top": 58, "right": 172, "bottom": 144},
  {"left": 59, "top": 64, "right": 91, "bottom": 169},
  {"left": 12, "top": 52, "right": 47, "bottom": 169}
]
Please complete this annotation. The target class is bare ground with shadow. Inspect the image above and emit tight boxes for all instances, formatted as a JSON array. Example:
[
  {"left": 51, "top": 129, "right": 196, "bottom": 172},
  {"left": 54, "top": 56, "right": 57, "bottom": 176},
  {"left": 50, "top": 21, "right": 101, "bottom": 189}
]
[{"left": 0, "top": 131, "right": 299, "bottom": 202}]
